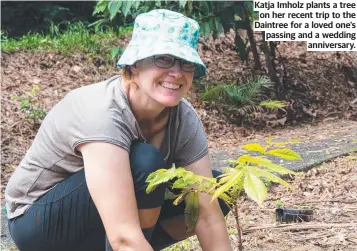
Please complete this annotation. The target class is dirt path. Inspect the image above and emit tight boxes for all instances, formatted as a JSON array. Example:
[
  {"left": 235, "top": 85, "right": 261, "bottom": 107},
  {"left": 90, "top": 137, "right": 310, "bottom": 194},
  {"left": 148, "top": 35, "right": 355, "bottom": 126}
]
[{"left": 209, "top": 119, "right": 357, "bottom": 172}]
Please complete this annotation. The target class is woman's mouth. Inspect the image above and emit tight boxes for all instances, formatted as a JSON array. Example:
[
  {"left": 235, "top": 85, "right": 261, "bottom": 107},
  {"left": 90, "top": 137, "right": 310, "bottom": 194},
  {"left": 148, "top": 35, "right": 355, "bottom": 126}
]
[{"left": 159, "top": 82, "right": 182, "bottom": 90}]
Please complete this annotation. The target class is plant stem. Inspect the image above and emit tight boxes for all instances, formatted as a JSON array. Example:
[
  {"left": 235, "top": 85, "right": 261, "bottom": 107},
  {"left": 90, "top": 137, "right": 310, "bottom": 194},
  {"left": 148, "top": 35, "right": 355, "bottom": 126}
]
[{"left": 234, "top": 202, "right": 243, "bottom": 251}]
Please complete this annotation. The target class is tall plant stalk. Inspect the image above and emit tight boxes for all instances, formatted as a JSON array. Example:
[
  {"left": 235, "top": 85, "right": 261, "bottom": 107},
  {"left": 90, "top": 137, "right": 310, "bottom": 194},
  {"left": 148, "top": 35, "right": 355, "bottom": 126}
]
[{"left": 233, "top": 202, "right": 243, "bottom": 251}]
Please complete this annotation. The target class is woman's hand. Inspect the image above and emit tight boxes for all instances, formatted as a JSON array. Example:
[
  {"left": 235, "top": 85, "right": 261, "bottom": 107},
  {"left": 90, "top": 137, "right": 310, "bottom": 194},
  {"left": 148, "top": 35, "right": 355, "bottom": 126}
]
[
  {"left": 184, "top": 154, "right": 233, "bottom": 251},
  {"left": 78, "top": 142, "right": 153, "bottom": 251}
]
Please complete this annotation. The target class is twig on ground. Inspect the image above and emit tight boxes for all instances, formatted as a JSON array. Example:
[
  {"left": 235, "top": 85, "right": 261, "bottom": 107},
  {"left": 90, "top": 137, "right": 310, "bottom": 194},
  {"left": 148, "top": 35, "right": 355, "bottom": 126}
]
[
  {"left": 243, "top": 223, "right": 356, "bottom": 233},
  {"left": 294, "top": 199, "right": 356, "bottom": 204},
  {"left": 1, "top": 98, "right": 17, "bottom": 105}
]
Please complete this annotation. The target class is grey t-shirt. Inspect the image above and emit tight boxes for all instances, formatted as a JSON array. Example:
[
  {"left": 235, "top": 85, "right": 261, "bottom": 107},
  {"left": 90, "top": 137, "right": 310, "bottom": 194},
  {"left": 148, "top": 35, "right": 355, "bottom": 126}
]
[{"left": 5, "top": 75, "right": 208, "bottom": 219}]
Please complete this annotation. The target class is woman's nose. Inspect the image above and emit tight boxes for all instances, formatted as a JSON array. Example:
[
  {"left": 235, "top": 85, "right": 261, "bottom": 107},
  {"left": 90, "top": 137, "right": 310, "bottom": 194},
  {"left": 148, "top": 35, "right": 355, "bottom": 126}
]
[{"left": 167, "top": 61, "right": 183, "bottom": 79}]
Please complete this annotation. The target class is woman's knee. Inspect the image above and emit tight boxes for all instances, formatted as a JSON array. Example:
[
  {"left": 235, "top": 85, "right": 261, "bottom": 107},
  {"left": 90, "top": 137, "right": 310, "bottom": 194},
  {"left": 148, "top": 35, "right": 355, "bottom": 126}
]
[{"left": 130, "top": 142, "right": 167, "bottom": 209}]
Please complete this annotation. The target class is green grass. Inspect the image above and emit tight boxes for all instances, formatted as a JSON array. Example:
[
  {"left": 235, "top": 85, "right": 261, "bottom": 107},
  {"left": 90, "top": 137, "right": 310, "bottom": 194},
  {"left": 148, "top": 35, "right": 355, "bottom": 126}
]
[
  {"left": 162, "top": 236, "right": 200, "bottom": 251},
  {"left": 1, "top": 22, "right": 132, "bottom": 62}
]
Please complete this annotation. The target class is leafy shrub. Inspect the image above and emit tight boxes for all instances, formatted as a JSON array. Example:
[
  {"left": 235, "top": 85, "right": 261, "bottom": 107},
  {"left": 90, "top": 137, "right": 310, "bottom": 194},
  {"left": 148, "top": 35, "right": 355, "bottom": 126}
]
[
  {"left": 200, "top": 76, "right": 273, "bottom": 105},
  {"left": 146, "top": 138, "right": 302, "bottom": 249},
  {"left": 12, "top": 85, "right": 47, "bottom": 125}
]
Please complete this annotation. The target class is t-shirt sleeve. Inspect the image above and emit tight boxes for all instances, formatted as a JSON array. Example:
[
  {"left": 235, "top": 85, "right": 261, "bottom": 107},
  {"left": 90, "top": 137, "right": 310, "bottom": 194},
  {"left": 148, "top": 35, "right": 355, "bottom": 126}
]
[
  {"left": 174, "top": 110, "right": 209, "bottom": 167},
  {"left": 55, "top": 91, "right": 134, "bottom": 155}
]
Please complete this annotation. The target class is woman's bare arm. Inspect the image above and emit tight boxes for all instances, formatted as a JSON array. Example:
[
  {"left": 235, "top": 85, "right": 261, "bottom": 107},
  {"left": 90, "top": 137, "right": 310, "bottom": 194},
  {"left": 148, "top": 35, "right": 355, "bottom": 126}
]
[
  {"left": 184, "top": 154, "right": 232, "bottom": 251},
  {"left": 78, "top": 142, "right": 153, "bottom": 251}
]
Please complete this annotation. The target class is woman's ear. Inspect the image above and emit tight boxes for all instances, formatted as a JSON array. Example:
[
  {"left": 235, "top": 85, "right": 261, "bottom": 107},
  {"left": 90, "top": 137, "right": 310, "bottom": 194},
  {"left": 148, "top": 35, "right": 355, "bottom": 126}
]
[{"left": 130, "top": 64, "right": 139, "bottom": 74}]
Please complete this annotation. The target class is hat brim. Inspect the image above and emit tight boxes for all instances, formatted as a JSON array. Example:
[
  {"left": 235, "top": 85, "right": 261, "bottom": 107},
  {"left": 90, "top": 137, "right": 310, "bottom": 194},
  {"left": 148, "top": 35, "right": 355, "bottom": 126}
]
[{"left": 117, "top": 40, "right": 206, "bottom": 79}]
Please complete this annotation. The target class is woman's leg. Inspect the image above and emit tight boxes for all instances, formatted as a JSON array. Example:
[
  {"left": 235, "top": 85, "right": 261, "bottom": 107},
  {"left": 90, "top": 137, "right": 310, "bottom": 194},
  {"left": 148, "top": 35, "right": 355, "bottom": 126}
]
[
  {"left": 8, "top": 142, "right": 168, "bottom": 251},
  {"left": 149, "top": 170, "right": 231, "bottom": 251}
]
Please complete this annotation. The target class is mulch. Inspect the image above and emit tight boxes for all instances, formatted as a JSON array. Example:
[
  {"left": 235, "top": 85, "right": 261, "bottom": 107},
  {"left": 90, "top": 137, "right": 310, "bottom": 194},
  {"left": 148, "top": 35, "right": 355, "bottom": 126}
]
[{"left": 1, "top": 33, "right": 357, "bottom": 197}]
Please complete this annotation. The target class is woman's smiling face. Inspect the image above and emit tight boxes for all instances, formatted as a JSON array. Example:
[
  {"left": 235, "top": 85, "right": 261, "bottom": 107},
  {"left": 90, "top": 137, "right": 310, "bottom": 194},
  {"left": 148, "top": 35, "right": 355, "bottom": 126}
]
[{"left": 131, "top": 55, "right": 195, "bottom": 107}]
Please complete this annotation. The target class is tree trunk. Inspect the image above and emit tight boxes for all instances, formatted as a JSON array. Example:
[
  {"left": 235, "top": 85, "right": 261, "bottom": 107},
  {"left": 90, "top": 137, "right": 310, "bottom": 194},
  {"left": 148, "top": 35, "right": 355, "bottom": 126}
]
[
  {"left": 261, "top": 32, "right": 284, "bottom": 99},
  {"left": 234, "top": 202, "right": 243, "bottom": 251},
  {"left": 244, "top": 6, "right": 261, "bottom": 70}
]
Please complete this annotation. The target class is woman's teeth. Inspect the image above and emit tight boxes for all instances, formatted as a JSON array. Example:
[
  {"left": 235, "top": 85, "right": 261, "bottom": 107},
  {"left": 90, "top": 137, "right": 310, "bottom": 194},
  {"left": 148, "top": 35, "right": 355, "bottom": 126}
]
[{"left": 159, "top": 82, "right": 182, "bottom": 90}]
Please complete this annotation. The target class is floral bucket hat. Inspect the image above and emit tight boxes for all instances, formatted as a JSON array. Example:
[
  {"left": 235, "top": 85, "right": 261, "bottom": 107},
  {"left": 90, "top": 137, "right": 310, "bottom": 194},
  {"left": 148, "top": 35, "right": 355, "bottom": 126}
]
[{"left": 117, "top": 9, "right": 207, "bottom": 79}]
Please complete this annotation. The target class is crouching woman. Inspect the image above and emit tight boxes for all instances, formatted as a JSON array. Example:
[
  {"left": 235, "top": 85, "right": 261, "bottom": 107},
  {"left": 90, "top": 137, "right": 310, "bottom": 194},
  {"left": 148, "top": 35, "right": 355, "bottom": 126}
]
[{"left": 5, "top": 9, "right": 232, "bottom": 251}]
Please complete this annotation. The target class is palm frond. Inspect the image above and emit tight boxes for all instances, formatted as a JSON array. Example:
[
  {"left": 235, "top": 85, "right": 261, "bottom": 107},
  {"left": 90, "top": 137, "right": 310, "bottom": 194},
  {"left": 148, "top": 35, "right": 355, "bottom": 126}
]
[
  {"left": 200, "top": 76, "right": 272, "bottom": 105},
  {"left": 200, "top": 84, "right": 229, "bottom": 102}
]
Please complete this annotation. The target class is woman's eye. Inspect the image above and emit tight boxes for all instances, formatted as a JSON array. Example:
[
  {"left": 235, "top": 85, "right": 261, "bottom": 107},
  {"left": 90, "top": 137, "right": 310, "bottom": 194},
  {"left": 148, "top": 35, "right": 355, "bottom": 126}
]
[
  {"left": 182, "top": 61, "right": 194, "bottom": 66},
  {"left": 156, "top": 56, "right": 173, "bottom": 64}
]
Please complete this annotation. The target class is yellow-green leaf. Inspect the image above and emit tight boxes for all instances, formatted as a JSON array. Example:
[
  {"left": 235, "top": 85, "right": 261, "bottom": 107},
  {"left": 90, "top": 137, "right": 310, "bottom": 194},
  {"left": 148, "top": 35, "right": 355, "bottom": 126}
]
[
  {"left": 222, "top": 167, "right": 238, "bottom": 174},
  {"left": 244, "top": 172, "right": 267, "bottom": 206},
  {"left": 238, "top": 155, "right": 261, "bottom": 165},
  {"left": 172, "top": 178, "right": 194, "bottom": 189},
  {"left": 217, "top": 192, "right": 233, "bottom": 204},
  {"left": 265, "top": 136, "right": 273, "bottom": 146},
  {"left": 244, "top": 166, "right": 292, "bottom": 190},
  {"left": 212, "top": 170, "right": 244, "bottom": 200},
  {"left": 272, "top": 139, "right": 302, "bottom": 147},
  {"left": 265, "top": 149, "right": 302, "bottom": 160},
  {"left": 173, "top": 193, "right": 186, "bottom": 205},
  {"left": 242, "top": 143, "right": 265, "bottom": 154},
  {"left": 199, "top": 179, "right": 216, "bottom": 192},
  {"left": 259, "top": 100, "right": 286, "bottom": 109},
  {"left": 258, "top": 158, "right": 300, "bottom": 175},
  {"left": 228, "top": 159, "right": 238, "bottom": 165},
  {"left": 164, "top": 189, "right": 178, "bottom": 200},
  {"left": 146, "top": 168, "right": 180, "bottom": 193},
  {"left": 185, "top": 192, "right": 199, "bottom": 232}
]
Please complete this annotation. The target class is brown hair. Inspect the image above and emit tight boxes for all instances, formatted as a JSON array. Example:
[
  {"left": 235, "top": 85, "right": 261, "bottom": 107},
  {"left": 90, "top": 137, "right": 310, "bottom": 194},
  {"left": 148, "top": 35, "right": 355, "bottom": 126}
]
[
  {"left": 120, "top": 65, "right": 139, "bottom": 89},
  {"left": 120, "top": 66, "right": 133, "bottom": 82}
]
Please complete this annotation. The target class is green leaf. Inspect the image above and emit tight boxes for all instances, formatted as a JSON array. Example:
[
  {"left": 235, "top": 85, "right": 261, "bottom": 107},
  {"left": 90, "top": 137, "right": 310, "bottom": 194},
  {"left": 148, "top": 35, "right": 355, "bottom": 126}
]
[
  {"left": 121, "top": 0, "right": 134, "bottom": 17},
  {"left": 20, "top": 99, "right": 30, "bottom": 109},
  {"left": 146, "top": 168, "right": 180, "bottom": 193},
  {"left": 272, "top": 140, "right": 302, "bottom": 147},
  {"left": 172, "top": 178, "right": 195, "bottom": 189},
  {"left": 227, "top": 159, "right": 238, "bottom": 165},
  {"left": 93, "top": 0, "right": 109, "bottom": 15},
  {"left": 244, "top": 165, "right": 292, "bottom": 189},
  {"left": 108, "top": 1, "right": 122, "bottom": 20},
  {"left": 179, "top": 0, "right": 188, "bottom": 9},
  {"left": 155, "top": 0, "right": 162, "bottom": 8},
  {"left": 199, "top": 179, "right": 216, "bottom": 191},
  {"left": 31, "top": 85, "right": 40, "bottom": 96},
  {"left": 212, "top": 17, "right": 224, "bottom": 39},
  {"left": 212, "top": 170, "right": 244, "bottom": 200},
  {"left": 134, "top": 0, "right": 141, "bottom": 9},
  {"left": 217, "top": 192, "right": 233, "bottom": 205},
  {"left": 244, "top": 172, "right": 267, "bottom": 206},
  {"left": 238, "top": 155, "right": 299, "bottom": 175},
  {"left": 173, "top": 192, "right": 187, "bottom": 205},
  {"left": 258, "top": 158, "right": 300, "bottom": 175},
  {"left": 164, "top": 189, "right": 178, "bottom": 200},
  {"left": 185, "top": 192, "right": 199, "bottom": 232},
  {"left": 201, "top": 21, "right": 211, "bottom": 39},
  {"left": 265, "top": 149, "right": 302, "bottom": 160},
  {"left": 187, "top": 0, "right": 193, "bottom": 12},
  {"left": 199, "top": 1, "right": 209, "bottom": 15},
  {"left": 260, "top": 100, "right": 286, "bottom": 109},
  {"left": 237, "top": 155, "right": 260, "bottom": 165},
  {"left": 265, "top": 137, "right": 273, "bottom": 146},
  {"left": 222, "top": 167, "right": 239, "bottom": 174},
  {"left": 242, "top": 143, "right": 265, "bottom": 154},
  {"left": 110, "top": 47, "right": 121, "bottom": 60}
]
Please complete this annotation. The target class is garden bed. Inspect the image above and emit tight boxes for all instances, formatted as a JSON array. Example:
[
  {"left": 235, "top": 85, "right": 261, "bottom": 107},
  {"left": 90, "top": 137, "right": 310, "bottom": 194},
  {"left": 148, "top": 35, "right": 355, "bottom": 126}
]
[{"left": 166, "top": 153, "right": 357, "bottom": 251}]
